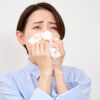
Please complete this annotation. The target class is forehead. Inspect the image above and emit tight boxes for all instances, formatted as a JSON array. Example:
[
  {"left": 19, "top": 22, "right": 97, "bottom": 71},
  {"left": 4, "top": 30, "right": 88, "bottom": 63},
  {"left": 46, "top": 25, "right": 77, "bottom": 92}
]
[{"left": 27, "top": 9, "right": 56, "bottom": 23}]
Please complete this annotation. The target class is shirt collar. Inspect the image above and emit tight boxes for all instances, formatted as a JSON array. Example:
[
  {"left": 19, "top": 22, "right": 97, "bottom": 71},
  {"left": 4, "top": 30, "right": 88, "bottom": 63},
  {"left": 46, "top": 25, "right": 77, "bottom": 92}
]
[{"left": 25, "top": 58, "right": 40, "bottom": 79}]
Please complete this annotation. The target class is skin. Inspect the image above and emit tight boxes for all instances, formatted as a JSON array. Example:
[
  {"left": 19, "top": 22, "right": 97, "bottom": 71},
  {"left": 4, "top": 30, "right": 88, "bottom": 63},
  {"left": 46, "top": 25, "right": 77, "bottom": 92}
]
[{"left": 16, "top": 9, "right": 68, "bottom": 95}]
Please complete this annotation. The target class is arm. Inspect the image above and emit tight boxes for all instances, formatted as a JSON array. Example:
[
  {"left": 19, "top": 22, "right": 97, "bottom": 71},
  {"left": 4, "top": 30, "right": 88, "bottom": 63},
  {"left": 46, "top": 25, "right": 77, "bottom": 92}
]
[
  {"left": 54, "top": 68, "right": 91, "bottom": 100},
  {"left": 29, "top": 40, "right": 54, "bottom": 100},
  {"left": 54, "top": 68, "right": 68, "bottom": 94},
  {"left": 0, "top": 74, "right": 54, "bottom": 100},
  {"left": 52, "top": 39, "right": 91, "bottom": 100},
  {"left": 30, "top": 72, "right": 54, "bottom": 100},
  {"left": 38, "top": 71, "right": 52, "bottom": 95}
]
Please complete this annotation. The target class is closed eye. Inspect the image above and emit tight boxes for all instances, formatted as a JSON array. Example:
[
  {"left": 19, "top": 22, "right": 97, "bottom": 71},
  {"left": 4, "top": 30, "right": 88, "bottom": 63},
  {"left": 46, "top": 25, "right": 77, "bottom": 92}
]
[
  {"left": 50, "top": 27, "right": 57, "bottom": 30},
  {"left": 32, "top": 26, "right": 41, "bottom": 29}
]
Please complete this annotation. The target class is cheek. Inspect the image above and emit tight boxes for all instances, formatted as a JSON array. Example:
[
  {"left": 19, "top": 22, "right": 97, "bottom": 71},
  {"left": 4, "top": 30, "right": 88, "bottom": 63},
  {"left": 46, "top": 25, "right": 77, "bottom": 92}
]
[
  {"left": 24, "top": 27, "right": 37, "bottom": 39},
  {"left": 24, "top": 32, "right": 33, "bottom": 40},
  {"left": 53, "top": 32, "right": 60, "bottom": 38},
  {"left": 24, "top": 31, "right": 35, "bottom": 45},
  {"left": 23, "top": 28, "right": 37, "bottom": 54}
]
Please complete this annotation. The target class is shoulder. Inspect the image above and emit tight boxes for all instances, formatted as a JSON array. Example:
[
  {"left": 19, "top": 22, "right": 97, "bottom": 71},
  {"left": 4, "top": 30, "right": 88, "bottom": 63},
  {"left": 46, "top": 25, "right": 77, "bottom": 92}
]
[{"left": 0, "top": 68, "right": 25, "bottom": 88}]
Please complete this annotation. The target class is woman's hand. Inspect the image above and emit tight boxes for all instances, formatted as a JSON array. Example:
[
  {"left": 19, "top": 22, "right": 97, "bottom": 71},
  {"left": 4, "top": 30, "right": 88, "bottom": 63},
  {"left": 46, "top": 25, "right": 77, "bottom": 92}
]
[
  {"left": 52, "top": 39, "right": 65, "bottom": 71},
  {"left": 31, "top": 39, "right": 53, "bottom": 75},
  {"left": 51, "top": 39, "right": 68, "bottom": 94},
  {"left": 31, "top": 40, "right": 53, "bottom": 95}
]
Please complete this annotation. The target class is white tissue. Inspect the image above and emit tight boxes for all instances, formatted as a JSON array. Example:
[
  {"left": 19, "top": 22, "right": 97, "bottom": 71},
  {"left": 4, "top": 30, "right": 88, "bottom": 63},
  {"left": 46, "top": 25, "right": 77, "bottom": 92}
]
[{"left": 28, "top": 30, "right": 61, "bottom": 59}]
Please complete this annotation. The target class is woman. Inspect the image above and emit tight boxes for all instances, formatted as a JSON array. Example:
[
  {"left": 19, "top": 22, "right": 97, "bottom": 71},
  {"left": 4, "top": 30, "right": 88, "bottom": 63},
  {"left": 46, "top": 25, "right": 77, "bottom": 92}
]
[{"left": 0, "top": 2, "right": 91, "bottom": 100}]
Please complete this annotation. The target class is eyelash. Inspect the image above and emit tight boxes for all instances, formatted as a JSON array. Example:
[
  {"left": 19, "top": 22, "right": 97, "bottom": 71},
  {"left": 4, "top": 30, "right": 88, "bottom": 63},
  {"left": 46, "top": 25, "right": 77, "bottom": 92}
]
[
  {"left": 32, "top": 26, "right": 57, "bottom": 31},
  {"left": 50, "top": 27, "right": 57, "bottom": 30},
  {"left": 32, "top": 26, "right": 41, "bottom": 29}
]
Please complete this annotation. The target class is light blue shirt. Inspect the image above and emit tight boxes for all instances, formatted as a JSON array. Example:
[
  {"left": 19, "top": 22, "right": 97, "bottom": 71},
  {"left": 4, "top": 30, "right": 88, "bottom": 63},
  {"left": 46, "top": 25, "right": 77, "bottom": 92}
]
[{"left": 0, "top": 59, "right": 91, "bottom": 100}]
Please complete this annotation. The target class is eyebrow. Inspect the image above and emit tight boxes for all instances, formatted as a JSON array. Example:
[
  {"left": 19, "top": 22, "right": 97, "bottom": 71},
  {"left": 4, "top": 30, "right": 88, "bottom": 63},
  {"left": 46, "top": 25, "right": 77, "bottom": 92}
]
[
  {"left": 33, "top": 21, "right": 56, "bottom": 25},
  {"left": 48, "top": 22, "right": 56, "bottom": 25},
  {"left": 33, "top": 21, "right": 44, "bottom": 24}
]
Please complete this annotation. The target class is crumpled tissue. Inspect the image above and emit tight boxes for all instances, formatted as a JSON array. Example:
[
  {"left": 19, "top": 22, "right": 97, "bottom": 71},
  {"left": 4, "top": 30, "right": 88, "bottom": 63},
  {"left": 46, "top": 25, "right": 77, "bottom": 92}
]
[{"left": 28, "top": 30, "right": 61, "bottom": 59}]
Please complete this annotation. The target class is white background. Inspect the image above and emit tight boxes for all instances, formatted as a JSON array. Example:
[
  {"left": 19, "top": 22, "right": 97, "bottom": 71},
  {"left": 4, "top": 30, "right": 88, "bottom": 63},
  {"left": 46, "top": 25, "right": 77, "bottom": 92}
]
[{"left": 0, "top": 0, "right": 100, "bottom": 100}]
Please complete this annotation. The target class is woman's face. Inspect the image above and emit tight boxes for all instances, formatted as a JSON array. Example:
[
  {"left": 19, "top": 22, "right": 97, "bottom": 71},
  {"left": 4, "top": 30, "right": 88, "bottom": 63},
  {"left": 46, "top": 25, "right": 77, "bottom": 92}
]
[{"left": 17, "top": 9, "right": 60, "bottom": 55}]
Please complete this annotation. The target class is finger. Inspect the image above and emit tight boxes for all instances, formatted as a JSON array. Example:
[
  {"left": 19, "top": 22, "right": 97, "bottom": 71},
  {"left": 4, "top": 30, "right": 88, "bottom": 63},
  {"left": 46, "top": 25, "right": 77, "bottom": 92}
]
[
  {"left": 52, "top": 38, "right": 64, "bottom": 47},
  {"left": 40, "top": 39, "right": 45, "bottom": 55},
  {"left": 45, "top": 40, "right": 50, "bottom": 55},
  {"left": 52, "top": 39, "right": 65, "bottom": 55},
  {"left": 51, "top": 42, "right": 61, "bottom": 53},
  {"left": 35, "top": 41, "right": 40, "bottom": 56}
]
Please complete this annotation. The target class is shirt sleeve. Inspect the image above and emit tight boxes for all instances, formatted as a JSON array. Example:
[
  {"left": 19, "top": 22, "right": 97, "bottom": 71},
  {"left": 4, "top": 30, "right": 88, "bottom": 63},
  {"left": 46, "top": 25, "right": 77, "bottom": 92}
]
[
  {"left": 56, "top": 68, "right": 91, "bottom": 100},
  {"left": 0, "top": 75, "right": 54, "bottom": 100},
  {"left": 30, "top": 88, "right": 54, "bottom": 100}
]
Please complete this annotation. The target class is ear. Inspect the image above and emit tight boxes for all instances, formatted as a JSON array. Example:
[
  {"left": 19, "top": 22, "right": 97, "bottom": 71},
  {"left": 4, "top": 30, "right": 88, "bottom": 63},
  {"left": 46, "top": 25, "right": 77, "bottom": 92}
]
[{"left": 16, "top": 31, "right": 25, "bottom": 45}]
